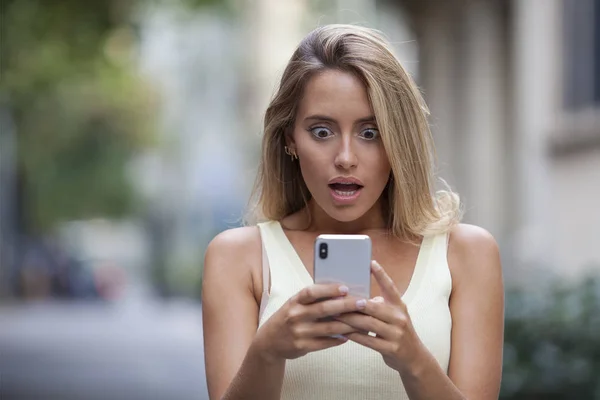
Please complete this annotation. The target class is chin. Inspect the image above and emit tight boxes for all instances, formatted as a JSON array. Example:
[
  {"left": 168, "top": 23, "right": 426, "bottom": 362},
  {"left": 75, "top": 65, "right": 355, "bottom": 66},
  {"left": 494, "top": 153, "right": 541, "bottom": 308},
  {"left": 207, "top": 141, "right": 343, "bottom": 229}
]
[{"left": 323, "top": 205, "right": 369, "bottom": 223}]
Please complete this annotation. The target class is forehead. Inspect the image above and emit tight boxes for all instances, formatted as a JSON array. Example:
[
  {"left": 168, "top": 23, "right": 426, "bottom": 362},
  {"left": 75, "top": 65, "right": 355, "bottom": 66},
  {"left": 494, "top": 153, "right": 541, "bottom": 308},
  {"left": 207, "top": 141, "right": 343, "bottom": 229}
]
[{"left": 296, "top": 69, "right": 373, "bottom": 120}]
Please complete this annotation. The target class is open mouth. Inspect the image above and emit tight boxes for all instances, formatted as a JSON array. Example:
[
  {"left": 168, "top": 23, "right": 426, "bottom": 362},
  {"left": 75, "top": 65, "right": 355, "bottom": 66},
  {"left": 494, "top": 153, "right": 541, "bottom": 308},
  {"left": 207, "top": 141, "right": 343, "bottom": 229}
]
[{"left": 328, "top": 183, "right": 363, "bottom": 197}]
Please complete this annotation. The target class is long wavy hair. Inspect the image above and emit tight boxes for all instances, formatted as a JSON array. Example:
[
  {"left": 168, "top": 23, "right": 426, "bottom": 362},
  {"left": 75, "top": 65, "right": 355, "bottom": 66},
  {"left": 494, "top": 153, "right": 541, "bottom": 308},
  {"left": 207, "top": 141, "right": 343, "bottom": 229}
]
[{"left": 246, "top": 24, "right": 461, "bottom": 239}]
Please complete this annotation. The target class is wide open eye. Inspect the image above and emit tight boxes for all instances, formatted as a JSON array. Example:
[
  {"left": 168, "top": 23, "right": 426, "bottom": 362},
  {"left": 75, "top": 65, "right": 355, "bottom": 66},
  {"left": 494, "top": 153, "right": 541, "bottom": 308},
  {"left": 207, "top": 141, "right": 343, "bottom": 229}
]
[
  {"left": 359, "top": 128, "right": 379, "bottom": 140},
  {"left": 310, "top": 126, "right": 334, "bottom": 139}
]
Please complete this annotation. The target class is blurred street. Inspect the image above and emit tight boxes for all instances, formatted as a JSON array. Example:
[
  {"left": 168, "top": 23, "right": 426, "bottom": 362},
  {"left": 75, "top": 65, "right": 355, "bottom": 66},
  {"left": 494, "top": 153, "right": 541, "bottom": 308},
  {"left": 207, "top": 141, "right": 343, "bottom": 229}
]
[{"left": 0, "top": 288, "right": 208, "bottom": 400}]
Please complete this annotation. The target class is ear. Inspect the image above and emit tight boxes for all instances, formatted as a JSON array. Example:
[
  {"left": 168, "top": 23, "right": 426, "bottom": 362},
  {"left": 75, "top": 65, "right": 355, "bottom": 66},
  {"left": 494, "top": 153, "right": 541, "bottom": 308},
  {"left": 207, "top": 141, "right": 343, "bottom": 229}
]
[{"left": 284, "top": 127, "right": 296, "bottom": 150}]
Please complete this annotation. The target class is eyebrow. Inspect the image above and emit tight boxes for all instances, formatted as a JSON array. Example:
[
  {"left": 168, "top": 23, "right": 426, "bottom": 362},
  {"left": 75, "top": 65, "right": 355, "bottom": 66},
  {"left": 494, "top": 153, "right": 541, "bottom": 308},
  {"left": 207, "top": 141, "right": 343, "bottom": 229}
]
[{"left": 304, "top": 114, "right": 376, "bottom": 124}]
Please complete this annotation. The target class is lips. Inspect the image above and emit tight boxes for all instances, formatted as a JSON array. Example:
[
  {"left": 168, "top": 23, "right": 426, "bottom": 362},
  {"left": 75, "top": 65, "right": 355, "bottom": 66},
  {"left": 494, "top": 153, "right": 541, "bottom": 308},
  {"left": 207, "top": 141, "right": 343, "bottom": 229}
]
[
  {"left": 328, "top": 177, "right": 364, "bottom": 204},
  {"left": 329, "top": 182, "right": 362, "bottom": 194},
  {"left": 328, "top": 176, "right": 364, "bottom": 186}
]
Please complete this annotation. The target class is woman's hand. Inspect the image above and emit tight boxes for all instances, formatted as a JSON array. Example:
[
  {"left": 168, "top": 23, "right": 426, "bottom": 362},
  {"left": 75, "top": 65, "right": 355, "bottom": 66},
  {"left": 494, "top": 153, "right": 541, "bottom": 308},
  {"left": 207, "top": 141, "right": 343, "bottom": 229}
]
[
  {"left": 334, "top": 261, "right": 426, "bottom": 374},
  {"left": 254, "top": 283, "right": 362, "bottom": 363}
]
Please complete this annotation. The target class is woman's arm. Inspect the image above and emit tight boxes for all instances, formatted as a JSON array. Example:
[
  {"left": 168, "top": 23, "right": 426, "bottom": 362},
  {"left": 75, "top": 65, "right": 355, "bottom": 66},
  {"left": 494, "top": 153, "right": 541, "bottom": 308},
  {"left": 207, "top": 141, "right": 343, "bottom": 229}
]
[
  {"left": 202, "top": 227, "right": 285, "bottom": 400},
  {"left": 398, "top": 224, "right": 504, "bottom": 399},
  {"left": 444, "top": 224, "right": 505, "bottom": 398},
  {"left": 337, "top": 223, "right": 504, "bottom": 399},
  {"left": 203, "top": 227, "right": 359, "bottom": 399}
]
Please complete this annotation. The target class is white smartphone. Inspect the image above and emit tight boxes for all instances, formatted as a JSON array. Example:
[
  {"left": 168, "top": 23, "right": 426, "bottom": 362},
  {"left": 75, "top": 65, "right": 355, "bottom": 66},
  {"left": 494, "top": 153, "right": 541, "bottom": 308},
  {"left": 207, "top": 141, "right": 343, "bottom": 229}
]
[{"left": 313, "top": 234, "right": 372, "bottom": 299}]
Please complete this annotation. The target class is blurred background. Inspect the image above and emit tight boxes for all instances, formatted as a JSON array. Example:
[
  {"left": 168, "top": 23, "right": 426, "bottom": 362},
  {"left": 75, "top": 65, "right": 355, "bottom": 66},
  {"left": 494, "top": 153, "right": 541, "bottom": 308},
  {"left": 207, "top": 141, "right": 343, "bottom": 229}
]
[{"left": 0, "top": 0, "right": 598, "bottom": 399}]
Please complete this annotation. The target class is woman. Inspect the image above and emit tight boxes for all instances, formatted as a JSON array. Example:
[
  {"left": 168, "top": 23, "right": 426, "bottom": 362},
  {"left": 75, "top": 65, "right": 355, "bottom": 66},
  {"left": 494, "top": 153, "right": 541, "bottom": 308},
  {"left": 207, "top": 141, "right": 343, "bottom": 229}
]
[{"left": 202, "top": 24, "right": 504, "bottom": 400}]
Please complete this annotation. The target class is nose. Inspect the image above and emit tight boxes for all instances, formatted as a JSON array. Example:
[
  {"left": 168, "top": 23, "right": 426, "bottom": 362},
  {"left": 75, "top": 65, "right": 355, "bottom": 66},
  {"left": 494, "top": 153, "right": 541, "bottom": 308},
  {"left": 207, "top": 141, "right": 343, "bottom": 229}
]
[{"left": 334, "top": 136, "right": 358, "bottom": 170}]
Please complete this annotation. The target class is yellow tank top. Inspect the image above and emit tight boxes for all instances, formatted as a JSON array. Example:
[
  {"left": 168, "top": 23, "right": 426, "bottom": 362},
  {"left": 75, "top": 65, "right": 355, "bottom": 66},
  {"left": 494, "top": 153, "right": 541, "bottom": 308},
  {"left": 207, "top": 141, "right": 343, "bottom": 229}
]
[{"left": 257, "top": 221, "right": 452, "bottom": 400}]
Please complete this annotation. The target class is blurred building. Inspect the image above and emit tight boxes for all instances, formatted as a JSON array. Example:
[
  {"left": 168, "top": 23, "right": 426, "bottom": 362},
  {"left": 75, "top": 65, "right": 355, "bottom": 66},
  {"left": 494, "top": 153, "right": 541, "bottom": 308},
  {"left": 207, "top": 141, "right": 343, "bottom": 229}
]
[{"left": 399, "top": 0, "right": 600, "bottom": 281}]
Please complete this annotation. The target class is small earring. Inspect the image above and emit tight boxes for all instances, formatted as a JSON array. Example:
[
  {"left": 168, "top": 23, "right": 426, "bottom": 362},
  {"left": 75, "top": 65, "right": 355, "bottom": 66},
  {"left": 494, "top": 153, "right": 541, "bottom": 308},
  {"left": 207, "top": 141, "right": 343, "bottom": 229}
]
[{"left": 284, "top": 146, "right": 298, "bottom": 161}]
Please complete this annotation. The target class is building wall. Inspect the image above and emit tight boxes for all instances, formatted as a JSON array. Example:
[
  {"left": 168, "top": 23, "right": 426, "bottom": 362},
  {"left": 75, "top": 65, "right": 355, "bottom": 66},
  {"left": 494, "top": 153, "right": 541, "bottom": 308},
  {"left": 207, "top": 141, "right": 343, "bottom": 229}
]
[
  {"left": 552, "top": 148, "right": 600, "bottom": 276},
  {"left": 407, "top": 0, "right": 600, "bottom": 281}
]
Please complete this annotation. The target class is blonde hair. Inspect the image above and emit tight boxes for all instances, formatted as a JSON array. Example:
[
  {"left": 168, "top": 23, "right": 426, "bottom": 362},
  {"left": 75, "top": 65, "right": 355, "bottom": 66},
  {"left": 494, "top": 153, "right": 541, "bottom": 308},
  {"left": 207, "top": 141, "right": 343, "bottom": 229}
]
[{"left": 246, "top": 24, "right": 461, "bottom": 239}]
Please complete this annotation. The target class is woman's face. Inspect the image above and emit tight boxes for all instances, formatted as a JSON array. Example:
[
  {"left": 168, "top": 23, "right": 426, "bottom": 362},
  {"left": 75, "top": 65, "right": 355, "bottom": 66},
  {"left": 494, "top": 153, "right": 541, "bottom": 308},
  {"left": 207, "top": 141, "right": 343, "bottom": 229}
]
[{"left": 289, "top": 69, "right": 391, "bottom": 223}]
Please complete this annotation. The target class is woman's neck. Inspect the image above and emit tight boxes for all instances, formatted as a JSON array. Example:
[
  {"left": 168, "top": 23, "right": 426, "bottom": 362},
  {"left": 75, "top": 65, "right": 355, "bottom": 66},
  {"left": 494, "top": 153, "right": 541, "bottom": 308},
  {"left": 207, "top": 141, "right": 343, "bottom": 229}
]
[{"left": 300, "top": 199, "right": 387, "bottom": 234}]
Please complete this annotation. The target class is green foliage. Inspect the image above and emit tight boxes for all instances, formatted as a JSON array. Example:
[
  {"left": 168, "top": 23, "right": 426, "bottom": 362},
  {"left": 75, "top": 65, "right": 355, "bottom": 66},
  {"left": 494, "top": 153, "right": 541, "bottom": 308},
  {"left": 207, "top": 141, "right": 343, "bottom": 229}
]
[
  {"left": 1, "top": 0, "right": 154, "bottom": 233},
  {"left": 501, "top": 272, "right": 600, "bottom": 399},
  {"left": 1, "top": 0, "right": 229, "bottom": 234}
]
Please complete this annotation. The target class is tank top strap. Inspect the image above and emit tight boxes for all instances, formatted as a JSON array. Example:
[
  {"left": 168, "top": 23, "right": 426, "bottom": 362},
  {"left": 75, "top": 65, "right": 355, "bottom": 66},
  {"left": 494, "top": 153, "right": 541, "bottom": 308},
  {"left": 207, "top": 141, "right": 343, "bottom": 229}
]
[
  {"left": 402, "top": 231, "right": 451, "bottom": 305},
  {"left": 257, "top": 221, "right": 308, "bottom": 321},
  {"left": 257, "top": 223, "right": 271, "bottom": 319},
  {"left": 258, "top": 221, "right": 293, "bottom": 285},
  {"left": 422, "top": 231, "right": 452, "bottom": 299},
  {"left": 401, "top": 234, "right": 434, "bottom": 304}
]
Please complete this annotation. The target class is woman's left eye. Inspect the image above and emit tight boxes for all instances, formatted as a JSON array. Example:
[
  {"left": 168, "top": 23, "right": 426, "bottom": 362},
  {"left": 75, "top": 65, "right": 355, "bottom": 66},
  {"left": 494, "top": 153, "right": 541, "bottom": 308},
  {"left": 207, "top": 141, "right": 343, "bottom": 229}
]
[
  {"left": 360, "top": 128, "right": 379, "bottom": 140},
  {"left": 310, "top": 127, "right": 333, "bottom": 139}
]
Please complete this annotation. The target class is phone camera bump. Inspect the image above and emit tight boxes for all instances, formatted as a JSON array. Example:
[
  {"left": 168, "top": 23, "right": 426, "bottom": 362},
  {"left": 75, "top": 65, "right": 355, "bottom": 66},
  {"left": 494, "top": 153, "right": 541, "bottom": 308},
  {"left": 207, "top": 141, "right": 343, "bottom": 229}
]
[{"left": 319, "top": 243, "right": 328, "bottom": 259}]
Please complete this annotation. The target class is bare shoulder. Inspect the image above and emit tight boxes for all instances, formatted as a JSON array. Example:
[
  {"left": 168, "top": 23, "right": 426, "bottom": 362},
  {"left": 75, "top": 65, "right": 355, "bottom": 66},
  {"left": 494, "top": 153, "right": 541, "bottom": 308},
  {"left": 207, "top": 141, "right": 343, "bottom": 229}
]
[
  {"left": 447, "top": 224, "right": 502, "bottom": 288},
  {"left": 203, "top": 226, "right": 262, "bottom": 288},
  {"left": 448, "top": 223, "right": 499, "bottom": 254},
  {"left": 205, "top": 226, "right": 262, "bottom": 260}
]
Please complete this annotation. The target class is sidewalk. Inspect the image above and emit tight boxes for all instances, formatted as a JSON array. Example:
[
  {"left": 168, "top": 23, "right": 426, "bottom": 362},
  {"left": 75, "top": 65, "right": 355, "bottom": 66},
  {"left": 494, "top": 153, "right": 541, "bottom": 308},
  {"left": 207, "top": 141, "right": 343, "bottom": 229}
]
[{"left": 0, "top": 290, "right": 208, "bottom": 400}]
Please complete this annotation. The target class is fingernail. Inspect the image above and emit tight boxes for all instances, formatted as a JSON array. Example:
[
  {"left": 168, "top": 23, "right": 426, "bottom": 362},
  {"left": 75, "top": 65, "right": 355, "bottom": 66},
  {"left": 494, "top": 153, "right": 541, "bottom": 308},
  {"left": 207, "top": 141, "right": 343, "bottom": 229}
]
[
  {"left": 372, "top": 260, "right": 382, "bottom": 271},
  {"left": 371, "top": 296, "right": 384, "bottom": 303},
  {"left": 356, "top": 299, "right": 367, "bottom": 309},
  {"left": 339, "top": 285, "right": 349, "bottom": 294}
]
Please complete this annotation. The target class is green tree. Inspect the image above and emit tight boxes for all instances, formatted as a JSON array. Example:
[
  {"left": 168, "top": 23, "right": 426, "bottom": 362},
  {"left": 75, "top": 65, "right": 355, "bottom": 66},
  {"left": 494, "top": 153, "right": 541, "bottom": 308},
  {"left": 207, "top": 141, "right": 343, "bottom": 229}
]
[
  {"left": 1, "top": 0, "right": 225, "bottom": 299},
  {"left": 501, "top": 273, "right": 600, "bottom": 399},
  {"left": 1, "top": 0, "right": 155, "bottom": 234},
  {"left": 1, "top": 0, "right": 224, "bottom": 235}
]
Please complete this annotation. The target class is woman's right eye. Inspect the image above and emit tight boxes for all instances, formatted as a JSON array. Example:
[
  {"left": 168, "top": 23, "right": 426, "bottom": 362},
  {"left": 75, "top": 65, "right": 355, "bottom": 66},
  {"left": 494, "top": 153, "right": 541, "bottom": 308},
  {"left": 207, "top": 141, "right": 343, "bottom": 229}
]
[{"left": 309, "top": 127, "right": 334, "bottom": 139}]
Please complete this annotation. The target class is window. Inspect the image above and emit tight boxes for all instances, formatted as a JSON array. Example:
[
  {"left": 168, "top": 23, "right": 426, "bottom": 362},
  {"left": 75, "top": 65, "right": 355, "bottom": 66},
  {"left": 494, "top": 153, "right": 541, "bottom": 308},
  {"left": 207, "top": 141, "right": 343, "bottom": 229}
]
[
  {"left": 563, "top": 0, "right": 600, "bottom": 110},
  {"left": 553, "top": 0, "right": 600, "bottom": 156}
]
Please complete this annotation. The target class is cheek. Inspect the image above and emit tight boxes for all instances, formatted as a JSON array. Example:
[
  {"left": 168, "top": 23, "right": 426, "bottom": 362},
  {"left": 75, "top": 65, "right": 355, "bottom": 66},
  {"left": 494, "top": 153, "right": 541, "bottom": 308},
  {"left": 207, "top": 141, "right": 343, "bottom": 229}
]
[
  {"left": 298, "top": 151, "right": 328, "bottom": 184},
  {"left": 368, "top": 146, "right": 391, "bottom": 177},
  {"left": 379, "top": 157, "right": 392, "bottom": 179},
  {"left": 296, "top": 136, "right": 329, "bottom": 176},
  {"left": 369, "top": 152, "right": 392, "bottom": 193}
]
